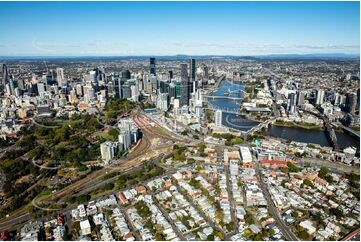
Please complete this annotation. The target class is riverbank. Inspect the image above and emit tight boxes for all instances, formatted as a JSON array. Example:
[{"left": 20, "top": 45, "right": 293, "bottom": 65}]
[
  {"left": 209, "top": 79, "right": 358, "bottom": 150},
  {"left": 273, "top": 120, "right": 323, "bottom": 130}
]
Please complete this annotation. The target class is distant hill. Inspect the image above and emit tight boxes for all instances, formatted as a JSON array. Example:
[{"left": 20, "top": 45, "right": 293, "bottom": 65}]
[{"left": 0, "top": 53, "right": 359, "bottom": 61}]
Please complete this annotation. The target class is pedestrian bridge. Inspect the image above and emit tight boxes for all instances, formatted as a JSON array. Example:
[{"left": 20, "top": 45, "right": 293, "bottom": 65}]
[{"left": 203, "top": 95, "right": 243, "bottom": 101}]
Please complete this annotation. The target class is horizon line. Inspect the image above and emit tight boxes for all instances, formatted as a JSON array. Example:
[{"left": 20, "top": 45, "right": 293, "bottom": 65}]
[{"left": 0, "top": 53, "right": 359, "bottom": 58}]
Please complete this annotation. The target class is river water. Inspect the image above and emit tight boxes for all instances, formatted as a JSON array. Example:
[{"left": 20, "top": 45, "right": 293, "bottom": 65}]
[{"left": 209, "top": 80, "right": 360, "bottom": 150}]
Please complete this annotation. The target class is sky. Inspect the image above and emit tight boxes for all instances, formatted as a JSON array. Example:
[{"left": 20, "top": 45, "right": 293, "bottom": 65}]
[{"left": 0, "top": 1, "right": 359, "bottom": 56}]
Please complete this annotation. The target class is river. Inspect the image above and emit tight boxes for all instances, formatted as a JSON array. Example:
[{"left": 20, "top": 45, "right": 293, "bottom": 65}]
[{"left": 209, "top": 80, "right": 360, "bottom": 150}]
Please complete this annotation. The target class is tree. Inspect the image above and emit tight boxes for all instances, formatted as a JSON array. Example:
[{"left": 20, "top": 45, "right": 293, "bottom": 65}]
[
  {"left": 75, "top": 194, "right": 90, "bottom": 204},
  {"left": 303, "top": 179, "right": 314, "bottom": 188},
  {"left": 135, "top": 201, "right": 151, "bottom": 218},
  {"left": 155, "top": 233, "right": 165, "bottom": 241},
  {"left": 329, "top": 207, "right": 343, "bottom": 219},
  {"left": 324, "top": 175, "right": 333, "bottom": 183},
  {"left": 226, "top": 221, "right": 234, "bottom": 231},
  {"left": 181, "top": 130, "right": 188, "bottom": 136},
  {"left": 206, "top": 234, "right": 215, "bottom": 241},
  {"left": 297, "top": 230, "right": 309, "bottom": 240},
  {"left": 198, "top": 143, "right": 206, "bottom": 153},
  {"left": 291, "top": 211, "right": 299, "bottom": 218},
  {"left": 287, "top": 162, "right": 299, "bottom": 173},
  {"left": 103, "top": 183, "right": 114, "bottom": 191},
  {"left": 245, "top": 214, "right": 254, "bottom": 224},
  {"left": 254, "top": 233, "right": 264, "bottom": 241},
  {"left": 108, "top": 128, "right": 119, "bottom": 141},
  {"left": 233, "top": 137, "right": 244, "bottom": 144},
  {"left": 318, "top": 167, "right": 329, "bottom": 179}
]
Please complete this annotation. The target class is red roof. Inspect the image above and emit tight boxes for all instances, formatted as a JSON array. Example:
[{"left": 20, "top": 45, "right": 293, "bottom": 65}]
[
  {"left": 261, "top": 160, "right": 287, "bottom": 166},
  {"left": 124, "top": 232, "right": 134, "bottom": 239},
  {"left": 0, "top": 231, "right": 9, "bottom": 241},
  {"left": 118, "top": 192, "right": 128, "bottom": 203},
  {"left": 135, "top": 185, "right": 146, "bottom": 193}
]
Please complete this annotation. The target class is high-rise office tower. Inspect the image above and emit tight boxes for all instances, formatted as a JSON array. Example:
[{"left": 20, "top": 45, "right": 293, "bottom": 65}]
[
  {"left": 346, "top": 92, "right": 357, "bottom": 114},
  {"left": 203, "top": 64, "right": 209, "bottom": 80},
  {"left": 315, "top": 89, "right": 325, "bottom": 105},
  {"left": 121, "top": 70, "right": 131, "bottom": 82},
  {"left": 159, "top": 80, "right": 169, "bottom": 93},
  {"left": 149, "top": 57, "right": 156, "bottom": 75},
  {"left": 168, "top": 70, "right": 173, "bottom": 81},
  {"left": 2, "top": 64, "right": 8, "bottom": 83},
  {"left": 17, "top": 79, "right": 25, "bottom": 90},
  {"left": 56, "top": 68, "right": 65, "bottom": 87},
  {"left": 296, "top": 91, "right": 305, "bottom": 107},
  {"left": 89, "top": 70, "right": 97, "bottom": 85},
  {"left": 150, "top": 75, "right": 158, "bottom": 93},
  {"left": 1, "top": 64, "right": 8, "bottom": 92},
  {"left": 215, "top": 110, "right": 223, "bottom": 127},
  {"left": 122, "top": 84, "right": 131, "bottom": 99},
  {"left": 37, "top": 82, "right": 46, "bottom": 97},
  {"left": 333, "top": 93, "right": 341, "bottom": 106},
  {"left": 180, "top": 63, "right": 189, "bottom": 106},
  {"left": 357, "top": 88, "right": 360, "bottom": 112},
  {"left": 287, "top": 93, "right": 296, "bottom": 113},
  {"left": 189, "top": 58, "right": 196, "bottom": 93}
]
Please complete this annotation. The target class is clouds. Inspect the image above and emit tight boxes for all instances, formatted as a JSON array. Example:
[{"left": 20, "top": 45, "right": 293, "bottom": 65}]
[
  {"left": 0, "top": 1, "right": 359, "bottom": 56},
  {"left": 0, "top": 39, "right": 351, "bottom": 56},
  {"left": 30, "top": 39, "right": 134, "bottom": 55},
  {"left": 161, "top": 42, "right": 359, "bottom": 55}
]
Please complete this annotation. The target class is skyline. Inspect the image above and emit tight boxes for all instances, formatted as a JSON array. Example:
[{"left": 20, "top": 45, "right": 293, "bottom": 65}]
[{"left": 0, "top": 1, "right": 360, "bottom": 56}]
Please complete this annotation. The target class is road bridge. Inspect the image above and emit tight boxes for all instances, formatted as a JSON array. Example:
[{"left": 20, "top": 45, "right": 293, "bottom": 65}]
[
  {"left": 332, "top": 122, "right": 360, "bottom": 138},
  {"left": 214, "top": 74, "right": 226, "bottom": 89},
  {"left": 246, "top": 117, "right": 277, "bottom": 136},
  {"left": 300, "top": 108, "right": 340, "bottom": 151},
  {"left": 204, "top": 104, "right": 242, "bottom": 115}
]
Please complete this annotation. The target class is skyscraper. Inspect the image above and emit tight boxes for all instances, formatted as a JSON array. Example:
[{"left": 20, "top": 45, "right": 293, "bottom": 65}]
[
  {"left": 346, "top": 92, "right": 357, "bottom": 114},
  {"left": 296, "top": 91, "right": 305, "bottom": 107},
  {"left": 215, "top": 110, "right": 223, "bottom": 127},
  {"left": 2, "top": 64, "right": 8, "bottom": 83},
  {"left": 189, "top": 58, "right": 196, "bottom": 93},
  {"left": 89, "top": 70, "right": 97, "bottom": 85},
  {"left": 1, "top": 64, "right": 9, "bottom": 92},
  {"left": 202, "top": 64, "right": 209, "bottom": 80},
  {"left": 56, "top": 68, "right": 65, "bottom": 87},
  {"left": 121, "top": 70, "right": 131, "bottom": 82},
  {"left": 315, "top": 89, "right": 324, "bottom": 105},
  {"left": 180, "top": 63, "right": 189, "bottom": 106},
  {"left": 356, "top": 88, "right": 360, "bottom": 112},
  {"left": 149, "top": 57, "right": 156, "bottom": 75},
  {"left": 287, "top": 93, "right": 297, "bottom": 113},
  {"left": 168, "top": 70, "right": 173, "bottom": 81}
]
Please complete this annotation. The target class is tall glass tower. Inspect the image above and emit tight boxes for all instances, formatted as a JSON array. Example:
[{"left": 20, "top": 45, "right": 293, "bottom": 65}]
[
  {"left": 149, "top": 57, "right": 156, "bottom": 75},
  {"left": 180, "top": 63, "right": 189, "bottom": 107}
]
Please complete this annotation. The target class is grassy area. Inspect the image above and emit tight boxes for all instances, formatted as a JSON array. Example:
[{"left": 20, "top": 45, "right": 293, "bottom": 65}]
[
  {"left": 350, "top": 125, "right": 360, "bottom": 132},
  {"left": 34, "top": 190, "right": 52, "bottom": 199},
  {"left": 0, "top": 98, "right": 135, "bottom": 217},
  {"left": 94, "top": 130, "right": 113, "bottom": 140},
  {"left": 274, "top": 120, "right": 322, "bottom": 130}
]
